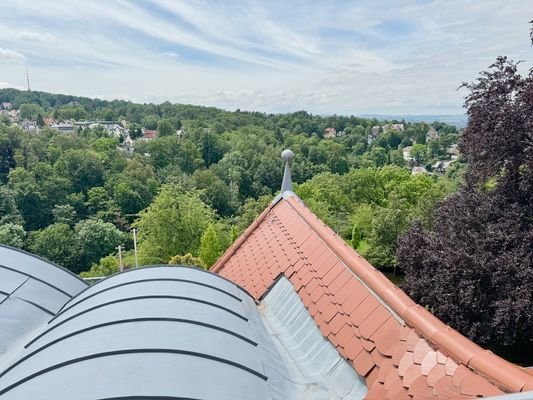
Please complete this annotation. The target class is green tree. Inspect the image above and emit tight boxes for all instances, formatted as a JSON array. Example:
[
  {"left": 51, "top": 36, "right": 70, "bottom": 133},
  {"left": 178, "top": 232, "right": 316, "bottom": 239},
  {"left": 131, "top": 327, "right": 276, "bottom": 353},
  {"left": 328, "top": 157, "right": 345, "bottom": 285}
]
[
  {"left": 129, "top": 124, "right": 143, "bottom": 139},
  {"left": 199, "top": 224, "right": 222, "bottom": 268},
  {"left": 54, "top": 150, "right": 105, "bottom": 193},
  {"left": 0, "top": 131, "right": 16, "bottom": 182},
  {"left": 350, "top": 204, "right": 373, "bottom": 250},
  {"left": 191, "top": 129, "right": 226, "bottom": 167},
  {"left": 0, "top": 185, "right": 23, "bottom": 225},
  {"left": 19, "top": 103, "right": 44, "bottom": 120},
  {"left": 87, "top": 186, "right": 118, "bottom": 220},
  {"left": 143, "top": 115, "right": 159, "bottom": 130},
  {"left": 108, "top": 160, "right": 159, "bottom": 217},
  {"left": 366, "top": 146, "right": 388, "bottom": 167},
  {"left": 389, "top": 149, "right": 405, "bottom": 167},
  {"left": 0, "top": 223, "right": 26, "bottom": 248},
  {"left": 427, "top": 140, "right": 443, "bottom": 159},
  {"left": 157, "top": 119, "right": 175, "bottom": 137},
  {"left": 168, "top": 253, "right": 204, "bottom": 268},
  {"left": 366, "top": 199, "right": 410, "bottom": 271},
  {"left": 234, "top": 195, "right": 271, "bottom": 234},
  {"left": 147, "top": 137, "right": 203, "bottom": 174},
  {"left": 192, "top": 169, "right": 234, "bottom": 216},
  {"left": 36, "top": 113, "right": 45, "bottom": 128},
  {"left": 52, "top": 204, "right": 77, "bottom": 226},
  {"left": 80, "top": 254, "right": 119, "bottom": 278},
  {"left": 297, "top": 172, "right": 353, "bottom": 236},
  {"left": 133, "top": 184, "right": 214, "bottom": 264},
  {"left": 410, "top": 144, "right": 427, "bottom": 164},
  {"left": 74, "top": 218, "right": 124, "bottom": 270},
  {"left": 7, "top": 167, "right": 49, "bottom": 229},
  {"left": 30, "top": 223, "right": 78, "bottom": 270},
  {"left": 387, "top": 131, "right": 402, "bottom": 149}
]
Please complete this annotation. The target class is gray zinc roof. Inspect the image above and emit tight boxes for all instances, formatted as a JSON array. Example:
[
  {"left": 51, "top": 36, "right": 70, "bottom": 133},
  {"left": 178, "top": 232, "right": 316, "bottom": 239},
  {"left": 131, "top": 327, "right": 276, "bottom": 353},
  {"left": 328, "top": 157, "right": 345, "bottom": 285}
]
[
  {"left": 0, "top": 245, "right": 88, "bottom": 364},
  {"left": 0, "top": 265, "right": 293, "bottom": 400}
]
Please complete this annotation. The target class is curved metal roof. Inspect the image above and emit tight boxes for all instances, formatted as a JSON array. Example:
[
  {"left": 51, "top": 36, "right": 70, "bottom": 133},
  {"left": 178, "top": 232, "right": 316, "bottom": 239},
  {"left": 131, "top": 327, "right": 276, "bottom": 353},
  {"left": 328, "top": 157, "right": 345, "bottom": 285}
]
[
  {"left": 0, "top": 266, "right": 289, "bottom": 400},
  {"left": 0, "top": 245, "right": 88, "bottom": 364}
]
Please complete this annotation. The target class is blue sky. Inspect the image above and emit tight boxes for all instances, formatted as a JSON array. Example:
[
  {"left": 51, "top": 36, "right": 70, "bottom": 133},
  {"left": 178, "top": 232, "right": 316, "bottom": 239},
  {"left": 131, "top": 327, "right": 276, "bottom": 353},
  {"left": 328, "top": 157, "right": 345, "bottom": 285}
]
[{"left": 0, "top": 0, "right": 531, "bottom": 114}]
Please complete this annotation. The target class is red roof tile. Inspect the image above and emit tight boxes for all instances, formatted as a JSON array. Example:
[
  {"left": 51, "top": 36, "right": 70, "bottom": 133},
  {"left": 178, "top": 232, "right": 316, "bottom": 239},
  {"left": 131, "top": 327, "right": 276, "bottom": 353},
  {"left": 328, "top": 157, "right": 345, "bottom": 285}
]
[
  {"left": 211, "top": 195, "right": 533, "bottom": 398},
  {"left": 142, "top": 129, "right": 157, "bottom": 138}
]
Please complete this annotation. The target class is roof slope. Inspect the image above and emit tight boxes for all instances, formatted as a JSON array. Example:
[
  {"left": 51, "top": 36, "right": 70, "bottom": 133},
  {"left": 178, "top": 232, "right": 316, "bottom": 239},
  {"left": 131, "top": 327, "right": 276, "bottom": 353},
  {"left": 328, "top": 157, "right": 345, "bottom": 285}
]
[
  {"left": 0, "top": 245, "right": 88, "bottom": 364},
  {"left": 212, "top": 195, "right": 533, "bottom": 399}
]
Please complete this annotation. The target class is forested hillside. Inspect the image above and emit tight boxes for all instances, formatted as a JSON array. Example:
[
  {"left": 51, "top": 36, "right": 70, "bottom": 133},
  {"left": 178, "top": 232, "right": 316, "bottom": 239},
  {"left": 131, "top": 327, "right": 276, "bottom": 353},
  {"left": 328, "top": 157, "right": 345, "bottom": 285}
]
[{"left": 0, "top": 88, "right": 463, "bottom": 276}]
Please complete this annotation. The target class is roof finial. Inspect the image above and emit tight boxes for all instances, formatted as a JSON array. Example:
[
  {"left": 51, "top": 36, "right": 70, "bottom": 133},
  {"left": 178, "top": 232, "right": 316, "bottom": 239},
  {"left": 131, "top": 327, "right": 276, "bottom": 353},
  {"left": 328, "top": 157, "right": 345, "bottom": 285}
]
[{"left": 281, "top": 149, "right": 294, "bottom": 193}]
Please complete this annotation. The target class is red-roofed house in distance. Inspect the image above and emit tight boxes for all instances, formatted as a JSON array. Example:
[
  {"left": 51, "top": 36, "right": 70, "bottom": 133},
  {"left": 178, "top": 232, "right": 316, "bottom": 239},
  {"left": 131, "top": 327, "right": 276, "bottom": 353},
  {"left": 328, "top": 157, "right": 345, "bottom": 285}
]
[
  {"left": 139, "top": 128, "right": 158, "bottom": 141},
  {"left": 211, "top": 149, "right": 533, "bottom": 400}
]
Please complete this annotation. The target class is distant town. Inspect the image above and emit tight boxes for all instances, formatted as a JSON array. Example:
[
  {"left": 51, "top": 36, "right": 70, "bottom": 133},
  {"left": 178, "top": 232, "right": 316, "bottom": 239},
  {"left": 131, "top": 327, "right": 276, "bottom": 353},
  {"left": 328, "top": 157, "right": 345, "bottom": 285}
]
[{"left": 0, "top": 100, "right": 460, "bottom": 177}]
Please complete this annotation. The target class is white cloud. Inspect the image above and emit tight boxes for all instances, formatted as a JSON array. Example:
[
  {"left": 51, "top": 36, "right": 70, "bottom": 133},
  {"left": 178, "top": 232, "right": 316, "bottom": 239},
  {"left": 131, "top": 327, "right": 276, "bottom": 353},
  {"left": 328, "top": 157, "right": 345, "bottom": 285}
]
[
  {"left": 17, "top": 30, "right": 56, "bottom": 43},
  {"left": 0, "top": 47, "right": 25, "bottom": 63},
  {"left": 0, "top": 81, "right": 22, "bottom": 89},
  {"left": 162, "top": 51, "right": 180, "bottom": 59},
  {"left": 0, "top": 0, "right": 530, "bottom": 114}
]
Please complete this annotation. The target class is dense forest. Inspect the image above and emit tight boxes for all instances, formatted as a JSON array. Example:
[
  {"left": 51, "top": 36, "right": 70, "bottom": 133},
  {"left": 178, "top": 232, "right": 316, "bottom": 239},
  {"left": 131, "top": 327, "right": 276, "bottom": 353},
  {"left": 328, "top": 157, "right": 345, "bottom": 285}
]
[{"left": 0, "top": 88, "right": 462, "bottom": 278}]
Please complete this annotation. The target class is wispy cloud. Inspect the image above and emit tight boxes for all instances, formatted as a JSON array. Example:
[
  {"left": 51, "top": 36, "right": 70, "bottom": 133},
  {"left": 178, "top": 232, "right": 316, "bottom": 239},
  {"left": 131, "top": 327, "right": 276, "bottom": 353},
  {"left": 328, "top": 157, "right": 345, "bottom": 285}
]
[
  {"left": 17, "top": 30, "right": 56, "bottom": 43},
  {"left": 0, "top": 47, "right": 25, "bottom": 62},
  {"left": 0, "top": 81, "right": 23, "bottom": 89},
  {"left": 0, "top": 0, "right": 530, "bottom": 114}
]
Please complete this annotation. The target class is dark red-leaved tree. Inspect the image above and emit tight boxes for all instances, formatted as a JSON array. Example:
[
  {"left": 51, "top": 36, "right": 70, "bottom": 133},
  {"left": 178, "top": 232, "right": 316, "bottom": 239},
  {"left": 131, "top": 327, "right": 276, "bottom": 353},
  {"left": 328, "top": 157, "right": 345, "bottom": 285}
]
[{"left": 397, "top": 29, "right": 533, "bottom": 363}]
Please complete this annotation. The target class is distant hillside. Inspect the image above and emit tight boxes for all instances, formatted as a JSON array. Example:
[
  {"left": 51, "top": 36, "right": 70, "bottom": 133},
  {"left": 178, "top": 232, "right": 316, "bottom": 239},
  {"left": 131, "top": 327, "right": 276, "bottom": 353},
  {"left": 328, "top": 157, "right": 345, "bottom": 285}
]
[
  {"left": 0, "top": 88, "right": 466, "bottom": 128},
  {"left": 360, "top": 114, "right": 467, "bottom": 128}
]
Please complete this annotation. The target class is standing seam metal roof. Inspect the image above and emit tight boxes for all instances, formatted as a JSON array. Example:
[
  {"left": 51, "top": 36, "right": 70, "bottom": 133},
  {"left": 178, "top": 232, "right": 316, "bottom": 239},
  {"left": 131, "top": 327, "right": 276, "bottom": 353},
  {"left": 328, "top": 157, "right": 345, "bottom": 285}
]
[
  {"left": 0, "top": 265, "right": 299, "bottom": 400},
  {"left": 0, "top": 244, "right": 88, "bottom": 368}
]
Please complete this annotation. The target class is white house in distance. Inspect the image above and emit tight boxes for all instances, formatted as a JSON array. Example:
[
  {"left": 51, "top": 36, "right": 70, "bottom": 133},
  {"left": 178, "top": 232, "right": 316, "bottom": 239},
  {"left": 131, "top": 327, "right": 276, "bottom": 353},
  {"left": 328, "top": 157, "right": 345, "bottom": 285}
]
[
  {"left": 411, "top": 165, "right": 428, "bottom": 175},
  {"left": 324, "top": 127, "right": 337, "bottom": 139},
  {"left": 8, "top": 109, "right": 19, "bottom": 121},
  {"left": 426, "top": 126, "right": 439, "bottom": 142},
  {"left": 21, "top": 119, "right": 38, "bottom": 131},
  {"left": 402, "top": 146, "right": 413, "bottom": 162},
  {"left": 382, "top": 123, "right": 404, "bottom": 133},
  {"left": 51, "top": 122, "right": 75, "bottom": 133}
]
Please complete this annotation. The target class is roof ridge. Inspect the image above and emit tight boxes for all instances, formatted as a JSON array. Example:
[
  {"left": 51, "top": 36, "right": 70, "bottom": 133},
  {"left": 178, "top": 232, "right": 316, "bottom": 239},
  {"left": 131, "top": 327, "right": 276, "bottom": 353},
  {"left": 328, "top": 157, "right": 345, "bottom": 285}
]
[{"left": 281, "top": 196, "right": 533, "bottom": 393}]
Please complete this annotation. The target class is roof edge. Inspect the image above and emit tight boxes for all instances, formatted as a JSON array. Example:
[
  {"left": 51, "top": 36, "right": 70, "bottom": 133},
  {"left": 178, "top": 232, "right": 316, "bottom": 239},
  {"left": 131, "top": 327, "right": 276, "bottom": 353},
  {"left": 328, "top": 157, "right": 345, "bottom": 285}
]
[
  {"left": 0, "top": 243, "right": 88, "bottom": 286},
  {"left": 283, "top": 196, "right": 533, "bottom": 393},
  {"left": 211, "top": 203, "right": 275, "bottom": 274}
]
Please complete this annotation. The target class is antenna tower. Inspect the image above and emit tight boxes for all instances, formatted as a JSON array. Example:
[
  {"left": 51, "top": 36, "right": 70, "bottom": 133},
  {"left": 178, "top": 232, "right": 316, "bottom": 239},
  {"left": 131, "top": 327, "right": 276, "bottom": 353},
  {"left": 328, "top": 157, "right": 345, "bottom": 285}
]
[{"left": 26, "top": 65, "right": 31, "bottom": 92}]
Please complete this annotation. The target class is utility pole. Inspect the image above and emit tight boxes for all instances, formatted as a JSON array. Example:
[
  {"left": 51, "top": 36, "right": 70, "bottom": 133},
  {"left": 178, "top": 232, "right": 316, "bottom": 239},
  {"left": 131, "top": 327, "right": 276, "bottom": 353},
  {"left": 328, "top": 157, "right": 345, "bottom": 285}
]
[
  {"left": 117, "top": 245, "right": 124, "bottom": 272},
  {"left": 133, "top": 228, "right": 139, "bottom": 268}
]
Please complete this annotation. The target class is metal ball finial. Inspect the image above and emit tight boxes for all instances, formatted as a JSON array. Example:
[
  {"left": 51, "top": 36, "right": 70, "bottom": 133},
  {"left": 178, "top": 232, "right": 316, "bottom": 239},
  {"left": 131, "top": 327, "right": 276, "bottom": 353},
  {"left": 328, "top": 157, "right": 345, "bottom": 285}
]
[
  {"left": 280, "top": 149, "right": 294, "bottom": 194},
  {"left": 281, "top": 149, "right": 294, "bottom": 162}
]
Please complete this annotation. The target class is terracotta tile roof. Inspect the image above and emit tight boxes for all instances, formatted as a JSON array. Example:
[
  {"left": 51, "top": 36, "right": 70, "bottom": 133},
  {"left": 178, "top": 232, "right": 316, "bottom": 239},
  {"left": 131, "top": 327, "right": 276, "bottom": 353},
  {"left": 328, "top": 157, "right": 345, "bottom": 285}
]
[
  {"left": 142, "top": 129, "right": 158, "bottom": 138},
  {"left": 212, "top": 195, "right": 533, "bottom": 399}
]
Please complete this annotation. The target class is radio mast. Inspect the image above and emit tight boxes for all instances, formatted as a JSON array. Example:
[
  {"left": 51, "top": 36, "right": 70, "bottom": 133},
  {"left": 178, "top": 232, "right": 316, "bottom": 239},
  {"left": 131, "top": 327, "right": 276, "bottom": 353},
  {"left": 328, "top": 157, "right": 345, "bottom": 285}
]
[{"left": 26, "top": 64, "right": 31, "bottom": 92}]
